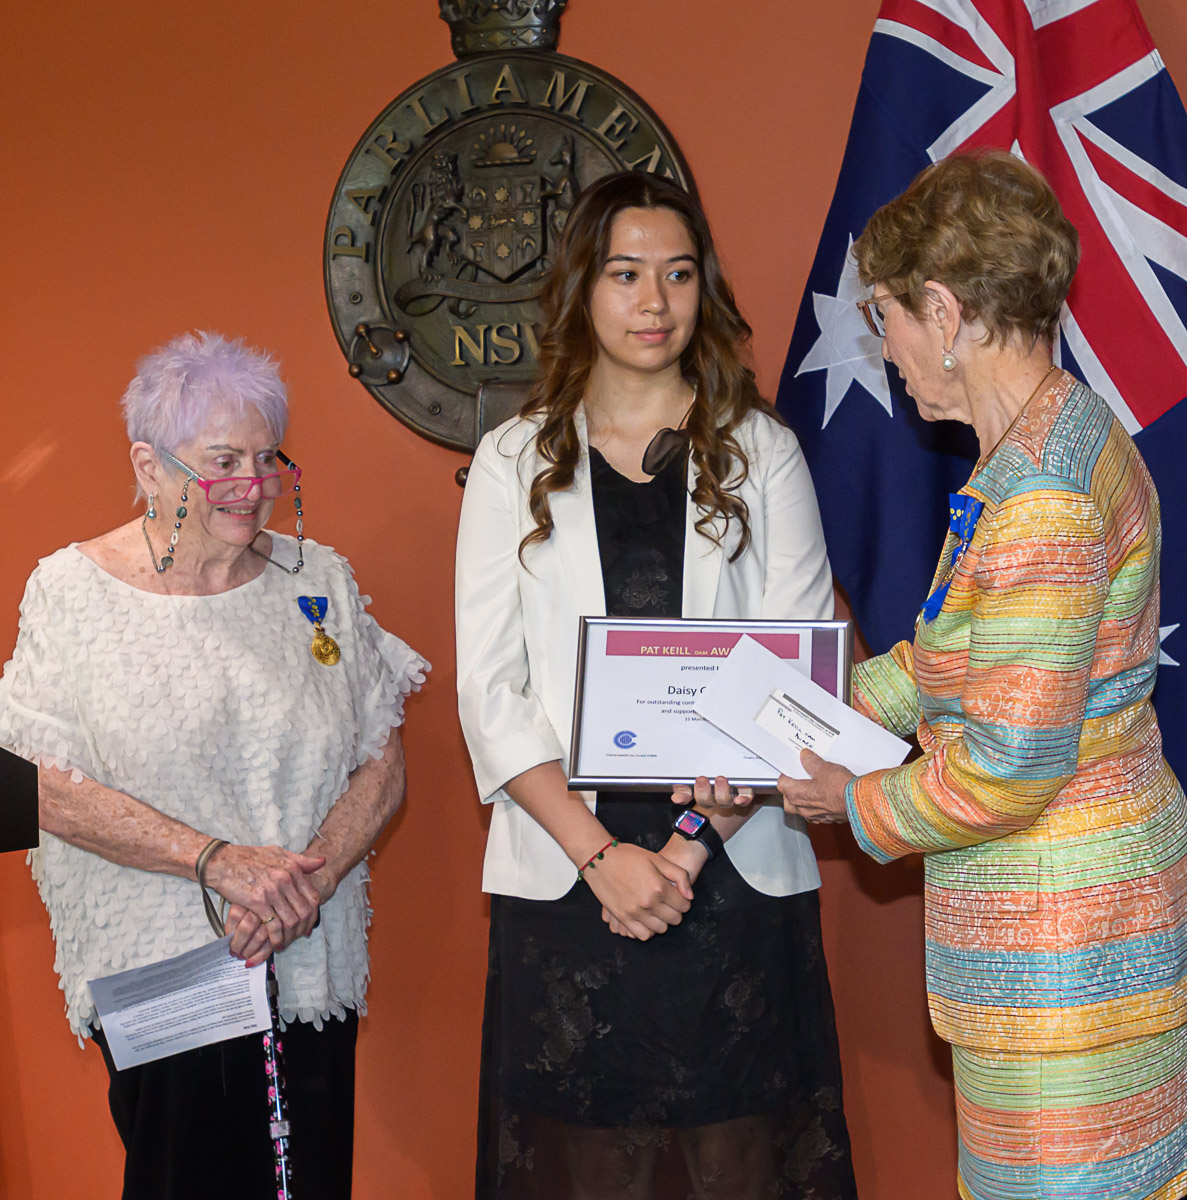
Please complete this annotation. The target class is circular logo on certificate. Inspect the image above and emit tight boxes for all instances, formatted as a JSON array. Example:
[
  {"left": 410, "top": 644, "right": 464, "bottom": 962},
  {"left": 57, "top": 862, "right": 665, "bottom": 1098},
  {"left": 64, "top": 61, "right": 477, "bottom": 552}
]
[{"left": 613, "top": 730, "right": 637, "bottom": 749}]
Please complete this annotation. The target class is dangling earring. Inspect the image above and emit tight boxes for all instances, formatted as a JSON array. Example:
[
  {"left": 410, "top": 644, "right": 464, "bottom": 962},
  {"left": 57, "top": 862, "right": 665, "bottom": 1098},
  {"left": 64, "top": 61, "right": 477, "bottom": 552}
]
[
  {"left": 146, "top": 494, "right": 157, "bottom": 520},
  {"left": 143, "top": 479, "right": 188, "bottom": 573},
  {"left": 941, "top": 347, "right": 957, "bottom": 372},
  {"left": 141, "top": 494, "right": 165, "bottom": 572}
]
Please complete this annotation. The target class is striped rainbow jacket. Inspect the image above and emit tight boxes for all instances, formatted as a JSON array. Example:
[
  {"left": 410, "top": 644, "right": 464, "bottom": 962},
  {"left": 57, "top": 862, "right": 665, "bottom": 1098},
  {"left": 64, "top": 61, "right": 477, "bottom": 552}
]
[{"left": 847, "top": 372, "right": 1187, "bottom": 1055}]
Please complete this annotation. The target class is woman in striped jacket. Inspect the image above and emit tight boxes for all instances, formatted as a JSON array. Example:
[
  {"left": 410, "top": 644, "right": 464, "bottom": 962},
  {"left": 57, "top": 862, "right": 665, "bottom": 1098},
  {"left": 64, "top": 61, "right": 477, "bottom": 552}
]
[{"left": 757, "top": 153, "right": 1186, "bottom": 1200}]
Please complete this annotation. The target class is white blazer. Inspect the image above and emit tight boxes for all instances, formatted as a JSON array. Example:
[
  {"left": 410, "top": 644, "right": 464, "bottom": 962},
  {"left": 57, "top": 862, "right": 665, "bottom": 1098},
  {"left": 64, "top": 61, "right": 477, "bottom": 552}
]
[{"left": 455, "top": 406, "right": 834, "bottom": 901}]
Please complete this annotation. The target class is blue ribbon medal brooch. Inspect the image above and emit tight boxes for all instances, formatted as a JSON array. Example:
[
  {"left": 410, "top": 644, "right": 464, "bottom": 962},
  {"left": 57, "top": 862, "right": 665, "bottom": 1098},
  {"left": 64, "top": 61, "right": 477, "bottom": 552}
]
[
  {"left": 920, "top": 493, "right": 984, "bottom": 624},
  {"left": 298, "top": 596, "right": 341, "bottom": 665}
]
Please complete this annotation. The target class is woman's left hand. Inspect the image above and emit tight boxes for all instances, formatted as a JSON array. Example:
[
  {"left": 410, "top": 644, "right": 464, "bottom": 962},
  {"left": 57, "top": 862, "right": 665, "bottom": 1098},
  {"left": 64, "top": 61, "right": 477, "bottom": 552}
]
[
  {"left": 777, "top": 749, "right": 854, "bottom": 824},
  {"left": 224, "top": 887, "right": 324, "bottom": 966},
  {"left": 224, "top": 905, "right": 273, "bottom": 966}
]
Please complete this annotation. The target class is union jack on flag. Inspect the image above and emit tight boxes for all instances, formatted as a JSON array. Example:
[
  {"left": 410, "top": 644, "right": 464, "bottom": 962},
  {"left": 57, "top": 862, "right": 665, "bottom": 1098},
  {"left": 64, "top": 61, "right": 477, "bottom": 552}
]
[{"left": 778, "top": 0, "right": 1187, "bottom": 778}]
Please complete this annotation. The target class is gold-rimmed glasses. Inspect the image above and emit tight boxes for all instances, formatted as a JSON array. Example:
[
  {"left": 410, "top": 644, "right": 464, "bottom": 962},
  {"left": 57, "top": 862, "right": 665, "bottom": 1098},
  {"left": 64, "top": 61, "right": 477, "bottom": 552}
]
[{"left": 856, "top": 291, "right": 910, "bottom": 338}]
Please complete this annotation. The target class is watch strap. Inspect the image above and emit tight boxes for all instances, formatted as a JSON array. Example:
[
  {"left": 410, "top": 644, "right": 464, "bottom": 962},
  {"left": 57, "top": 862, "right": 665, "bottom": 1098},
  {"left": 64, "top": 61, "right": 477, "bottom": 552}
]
[{"left": 697, "top": 820, "right": 725, "bottom": 860}]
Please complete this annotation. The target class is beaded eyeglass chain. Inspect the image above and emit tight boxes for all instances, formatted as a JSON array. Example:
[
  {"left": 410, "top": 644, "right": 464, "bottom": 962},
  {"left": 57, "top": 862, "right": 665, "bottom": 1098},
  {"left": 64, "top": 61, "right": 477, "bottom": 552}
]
[
  {"left": 141, "top": 449, "right": 305, "bottom": 575},
  {"left": 142, "top": 480, "right": 190, "bottom": 573},
  {"left": 248, "top": 452, "right": 305, "bottom": 575}
]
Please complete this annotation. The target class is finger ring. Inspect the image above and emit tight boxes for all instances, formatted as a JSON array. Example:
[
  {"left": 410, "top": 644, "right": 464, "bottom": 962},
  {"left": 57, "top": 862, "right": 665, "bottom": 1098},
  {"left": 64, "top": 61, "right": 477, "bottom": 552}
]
[{"left": 261, "top": 915, "right": 276, "bottom": 924}]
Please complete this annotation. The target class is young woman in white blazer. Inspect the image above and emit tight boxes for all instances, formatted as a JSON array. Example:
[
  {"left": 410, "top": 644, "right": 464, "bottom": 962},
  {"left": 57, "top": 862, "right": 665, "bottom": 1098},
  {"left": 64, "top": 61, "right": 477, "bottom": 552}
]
[{"left": 456, "top": 172, "right": 857, "bottom": 1200}]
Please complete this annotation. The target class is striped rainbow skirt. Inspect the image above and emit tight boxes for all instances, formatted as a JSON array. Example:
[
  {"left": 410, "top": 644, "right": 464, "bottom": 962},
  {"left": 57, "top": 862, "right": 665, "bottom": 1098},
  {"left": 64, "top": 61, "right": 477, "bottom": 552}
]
[{"left": 954, "top": 1026, "right": 1187, "bottom": 1200}]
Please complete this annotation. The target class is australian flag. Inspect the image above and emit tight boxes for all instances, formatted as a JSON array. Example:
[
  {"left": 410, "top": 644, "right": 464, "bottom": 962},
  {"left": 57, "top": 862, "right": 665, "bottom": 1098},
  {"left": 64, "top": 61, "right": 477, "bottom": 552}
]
[{"left": 778, "top": 0, "right": 1187, "bottom": 780}]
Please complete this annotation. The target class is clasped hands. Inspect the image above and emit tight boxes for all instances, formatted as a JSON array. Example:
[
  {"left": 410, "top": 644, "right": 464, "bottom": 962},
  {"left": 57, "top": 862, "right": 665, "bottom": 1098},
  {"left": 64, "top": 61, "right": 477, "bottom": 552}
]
[
  {"left": 593, "top": 750, "right": 853, "bottom": 942},
  {"left": 203, "top": 842, "right": 328, "bottom": 967},
  {"left": 585, "top": 780, "right": 746, "bottom": 941}
]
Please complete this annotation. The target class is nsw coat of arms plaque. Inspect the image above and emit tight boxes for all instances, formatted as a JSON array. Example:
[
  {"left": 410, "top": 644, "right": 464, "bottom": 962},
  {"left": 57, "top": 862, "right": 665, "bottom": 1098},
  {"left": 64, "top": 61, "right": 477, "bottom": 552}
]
[{"left": 324, "top": 1, "right": 692, "bottom": 452}]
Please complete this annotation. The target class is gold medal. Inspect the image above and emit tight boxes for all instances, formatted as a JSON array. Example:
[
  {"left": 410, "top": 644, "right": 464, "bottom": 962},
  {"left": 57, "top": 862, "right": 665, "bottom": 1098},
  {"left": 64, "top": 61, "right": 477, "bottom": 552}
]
[
  {"left": 310, "top": 625, "right": 341, "bottom": 666},
  {"left": 298, "top": 597, "right": 341, "bottom": 666}
]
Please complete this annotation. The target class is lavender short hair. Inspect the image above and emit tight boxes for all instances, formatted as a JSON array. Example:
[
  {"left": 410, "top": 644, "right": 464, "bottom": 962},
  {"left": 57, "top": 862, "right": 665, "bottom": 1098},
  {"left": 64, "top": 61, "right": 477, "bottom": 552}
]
[{"left": 121, "top": 331, "right": 289, "bottom": 452}]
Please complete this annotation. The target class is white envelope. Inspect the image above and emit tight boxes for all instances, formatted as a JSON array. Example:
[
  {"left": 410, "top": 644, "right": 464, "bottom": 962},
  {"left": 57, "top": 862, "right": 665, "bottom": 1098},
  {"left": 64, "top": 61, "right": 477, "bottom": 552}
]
[{"left": 694, "top": 635, "right": 910, "bottom": 779}]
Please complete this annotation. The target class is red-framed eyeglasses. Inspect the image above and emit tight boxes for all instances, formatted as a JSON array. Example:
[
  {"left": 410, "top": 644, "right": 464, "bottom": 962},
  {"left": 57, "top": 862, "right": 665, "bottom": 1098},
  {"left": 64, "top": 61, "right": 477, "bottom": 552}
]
[{"left": 157, "top": 448, "right": 302, "bottom": 504}]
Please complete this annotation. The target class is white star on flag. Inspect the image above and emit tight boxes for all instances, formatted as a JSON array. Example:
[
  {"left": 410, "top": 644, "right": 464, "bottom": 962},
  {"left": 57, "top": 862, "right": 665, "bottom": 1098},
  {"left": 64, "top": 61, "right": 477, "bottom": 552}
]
[
  {"left": 794, "top": 237, "right": 894, "bottom": 428},
  {"left": 1161, "top": 624, "right": 1180, "bottom": 667}
]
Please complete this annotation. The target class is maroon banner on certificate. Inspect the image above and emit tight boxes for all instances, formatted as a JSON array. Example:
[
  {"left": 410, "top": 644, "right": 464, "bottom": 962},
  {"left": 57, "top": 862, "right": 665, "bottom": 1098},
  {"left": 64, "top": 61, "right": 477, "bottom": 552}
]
[{"left": 604, "top": 630, "right": 802, "bottom": 660}]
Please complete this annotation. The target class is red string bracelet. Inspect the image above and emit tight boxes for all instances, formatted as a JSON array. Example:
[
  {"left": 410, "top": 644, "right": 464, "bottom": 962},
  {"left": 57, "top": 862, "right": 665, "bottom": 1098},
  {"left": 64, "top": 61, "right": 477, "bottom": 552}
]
[{"left": 577, "top": 838, "right": 619, "bottom": 880}]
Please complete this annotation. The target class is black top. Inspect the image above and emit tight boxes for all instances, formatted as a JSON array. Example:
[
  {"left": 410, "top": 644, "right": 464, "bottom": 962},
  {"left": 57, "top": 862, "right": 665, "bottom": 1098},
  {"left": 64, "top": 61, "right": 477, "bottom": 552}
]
[{"left": 588, "top": 443, "right": 687, "bottom": 619}]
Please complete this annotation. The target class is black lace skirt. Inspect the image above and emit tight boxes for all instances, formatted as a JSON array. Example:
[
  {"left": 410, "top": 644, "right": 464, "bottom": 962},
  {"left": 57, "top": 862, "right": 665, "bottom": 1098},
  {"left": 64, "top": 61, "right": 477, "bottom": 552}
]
[{"left": 476, "top": 796, "right": 858, "bottom": 1199}]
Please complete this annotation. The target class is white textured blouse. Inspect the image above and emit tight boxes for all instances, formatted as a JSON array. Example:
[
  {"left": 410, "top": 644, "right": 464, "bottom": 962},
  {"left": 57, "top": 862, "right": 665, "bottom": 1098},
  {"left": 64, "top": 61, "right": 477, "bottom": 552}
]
[{"left": 0, "top": 535, "right": 427, "bottom": 1037}]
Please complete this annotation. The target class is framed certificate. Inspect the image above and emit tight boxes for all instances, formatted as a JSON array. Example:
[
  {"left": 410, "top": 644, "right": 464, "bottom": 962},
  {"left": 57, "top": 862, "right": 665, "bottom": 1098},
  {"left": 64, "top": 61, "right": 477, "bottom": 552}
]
[{"left": 567, "top": 617, "right": 852, "bottom": 791}]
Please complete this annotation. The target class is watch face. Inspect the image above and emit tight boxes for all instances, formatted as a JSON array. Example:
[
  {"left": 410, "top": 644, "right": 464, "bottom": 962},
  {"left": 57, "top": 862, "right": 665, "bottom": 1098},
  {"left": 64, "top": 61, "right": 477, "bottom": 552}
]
[{"left": 675, "top": 810, "right": 707, "bottom": 837}]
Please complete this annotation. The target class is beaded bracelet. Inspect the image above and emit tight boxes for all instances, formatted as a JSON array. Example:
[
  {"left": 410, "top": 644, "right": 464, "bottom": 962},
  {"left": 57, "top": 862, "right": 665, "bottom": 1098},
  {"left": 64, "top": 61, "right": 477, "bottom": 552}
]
[{"left": 577, "top": 838, "right": 619, "bottom": 880}]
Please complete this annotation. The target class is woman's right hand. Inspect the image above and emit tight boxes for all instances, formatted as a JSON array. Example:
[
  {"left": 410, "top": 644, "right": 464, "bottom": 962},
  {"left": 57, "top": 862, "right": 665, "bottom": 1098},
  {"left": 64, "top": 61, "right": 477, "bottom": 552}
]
[
  {"left": 204, "top": 844, "right": 325, "bottom": 961},
  {"left": 581, "top": 842, "right": 693, "bottom": 941},
  {"left": 672, "top": 776, "right": 755, "bottom": 814}
]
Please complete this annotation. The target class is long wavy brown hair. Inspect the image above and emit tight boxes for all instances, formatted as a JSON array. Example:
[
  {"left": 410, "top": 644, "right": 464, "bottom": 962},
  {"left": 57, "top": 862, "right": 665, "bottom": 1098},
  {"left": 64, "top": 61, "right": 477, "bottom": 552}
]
[{"left": 516, "top": 171, "right": 770, "bottom": 564}]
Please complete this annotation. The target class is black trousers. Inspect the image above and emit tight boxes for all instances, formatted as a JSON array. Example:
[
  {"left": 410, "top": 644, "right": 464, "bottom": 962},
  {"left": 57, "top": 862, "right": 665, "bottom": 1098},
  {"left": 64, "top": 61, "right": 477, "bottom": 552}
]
[{"left": 94, "top": 1011, "right": 358, "bottom": 1200}]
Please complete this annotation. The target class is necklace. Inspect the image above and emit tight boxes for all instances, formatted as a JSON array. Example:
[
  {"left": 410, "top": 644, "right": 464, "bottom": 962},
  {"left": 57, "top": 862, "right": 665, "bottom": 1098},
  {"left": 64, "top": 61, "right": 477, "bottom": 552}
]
[
  {"left": 142, "top": 517, "right": 169, "bottom": 574},
  {"left": 973, "top": 365, "right": 1060, "bottom": 472},
  {"left": 586, "top": 388, "right": 696, "bottom": 473}
]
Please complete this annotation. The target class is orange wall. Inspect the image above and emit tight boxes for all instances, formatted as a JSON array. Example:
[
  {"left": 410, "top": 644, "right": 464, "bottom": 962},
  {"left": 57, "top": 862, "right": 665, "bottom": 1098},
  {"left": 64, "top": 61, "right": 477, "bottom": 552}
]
[{"left": 3, "top": 3, "right": 1186, "bottom": 1197}]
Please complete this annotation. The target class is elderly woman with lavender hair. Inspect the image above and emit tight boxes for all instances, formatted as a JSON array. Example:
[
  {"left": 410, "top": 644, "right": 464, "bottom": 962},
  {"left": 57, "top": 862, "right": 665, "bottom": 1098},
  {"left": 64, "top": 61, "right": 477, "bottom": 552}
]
[{"left": 0, "top": 331, "right": 426, "bottom": 1199}]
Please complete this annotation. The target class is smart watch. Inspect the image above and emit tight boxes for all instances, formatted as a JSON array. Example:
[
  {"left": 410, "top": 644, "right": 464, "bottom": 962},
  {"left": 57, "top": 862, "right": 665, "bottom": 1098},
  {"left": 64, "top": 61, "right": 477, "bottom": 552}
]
[{"left": 672, "top": 809, "right": 725, "bottom": 859}]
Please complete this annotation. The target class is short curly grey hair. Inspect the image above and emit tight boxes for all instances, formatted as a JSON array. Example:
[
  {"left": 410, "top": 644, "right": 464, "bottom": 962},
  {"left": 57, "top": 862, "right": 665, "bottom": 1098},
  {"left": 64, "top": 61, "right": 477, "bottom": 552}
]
[
  {"left": 122, "top": 331, "right": 289, "bottom": 453},
  {"left": 853, "top": 151, "right": 1080, "bottom": 347}
]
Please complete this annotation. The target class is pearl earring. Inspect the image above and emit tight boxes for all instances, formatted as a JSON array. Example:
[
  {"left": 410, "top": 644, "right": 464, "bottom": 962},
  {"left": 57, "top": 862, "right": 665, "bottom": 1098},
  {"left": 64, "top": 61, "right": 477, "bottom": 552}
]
[
  {"left": 941, "top": 348, "right": 957, "bottom": 371},
  {"left": 146, "top": 494, "right": 157, "bottom": 519}
]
